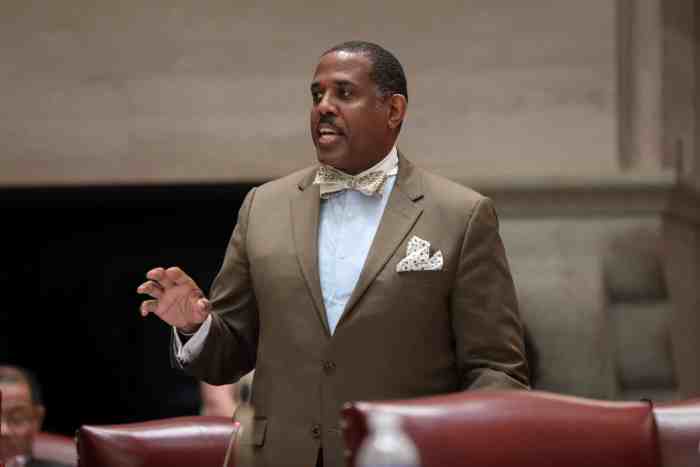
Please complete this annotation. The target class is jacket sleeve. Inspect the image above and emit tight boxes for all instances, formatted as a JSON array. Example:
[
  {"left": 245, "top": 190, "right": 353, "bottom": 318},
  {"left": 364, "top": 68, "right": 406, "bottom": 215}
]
[
  {"left": 177, "top": 187, "right": 260, "bottom": 385},
  {"left": 450, "top": 197, "right": 530, "bottom": 390}
]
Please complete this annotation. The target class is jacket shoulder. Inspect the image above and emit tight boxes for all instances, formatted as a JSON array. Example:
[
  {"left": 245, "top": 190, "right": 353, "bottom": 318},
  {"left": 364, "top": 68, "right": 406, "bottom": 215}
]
[
  {"left": 416, "top": 167, "right": 488, "bottom": 211},
  {"left": 251, "top": 165, "right": 317, "bottom": 200}
]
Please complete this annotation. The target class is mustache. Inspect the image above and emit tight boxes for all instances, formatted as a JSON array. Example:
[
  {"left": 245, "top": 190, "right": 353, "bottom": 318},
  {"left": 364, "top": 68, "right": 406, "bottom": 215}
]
[
  {"left": 319, "top": 114, "right": 337, "bottom": 127},
  {"left": 317, "top": 115, "right": 345, "bottom": 135}
]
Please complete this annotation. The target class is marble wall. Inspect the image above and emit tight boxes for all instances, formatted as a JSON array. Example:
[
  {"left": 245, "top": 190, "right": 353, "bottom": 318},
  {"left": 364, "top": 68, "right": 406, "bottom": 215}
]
[
  {"left": 0, "top": 0, "right": 620, "bottom": 186},
  {"left": 696, "top": 2, "right": 700, "bottom": 189},
  {"left": 661, "top": 0, "right": 699, "bottom": 399}
]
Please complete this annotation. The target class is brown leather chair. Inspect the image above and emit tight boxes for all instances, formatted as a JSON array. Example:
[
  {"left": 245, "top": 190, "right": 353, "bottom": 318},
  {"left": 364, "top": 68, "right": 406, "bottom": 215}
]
[
  {"left": 76, "top": 416, "right": 238, "bottom": 467},
  {"left": 342, "top": 390, "right": 679, "bottom": 467},
  {"left": 33, "top": 432, "right": 77, "bottom": 466}
]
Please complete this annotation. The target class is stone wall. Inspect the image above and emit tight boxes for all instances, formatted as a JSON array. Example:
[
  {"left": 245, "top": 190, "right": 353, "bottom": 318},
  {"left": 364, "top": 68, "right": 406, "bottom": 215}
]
[
  {"left": 661, "top": 0, "right": 699, "bottom": 398},
  {"left": 486, "top": 179, "right": 675, "bottom": 400},
  {"left": 696, "top": 2, "right": 700, "bottom": 189},
  {"left": 0, "top": 0, "right": 621, "bottom": 186}
]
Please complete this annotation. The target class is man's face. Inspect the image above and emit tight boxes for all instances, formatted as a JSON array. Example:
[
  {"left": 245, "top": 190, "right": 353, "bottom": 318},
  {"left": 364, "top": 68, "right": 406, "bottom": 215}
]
[
  {"left": 0, "top": 382, "right": 43, "bottom": 460},
  {"left": 310, "top": 51, "right": 394, "bottom": 174}
]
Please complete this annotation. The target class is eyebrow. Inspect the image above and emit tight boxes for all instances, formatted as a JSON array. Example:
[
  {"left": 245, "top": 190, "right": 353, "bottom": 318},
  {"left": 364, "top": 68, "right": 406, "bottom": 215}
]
[{"left": 310, "top": 79, "right": 355, "bottom": 92}]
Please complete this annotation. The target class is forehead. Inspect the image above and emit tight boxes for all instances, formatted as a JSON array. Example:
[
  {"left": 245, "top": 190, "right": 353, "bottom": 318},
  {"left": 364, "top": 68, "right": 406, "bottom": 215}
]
[
  {"left": 0, "top": 381, "right": 33, "bottom": 409},
  {"left": 311, "top": 51, "right": 374, "bottom": 86}
]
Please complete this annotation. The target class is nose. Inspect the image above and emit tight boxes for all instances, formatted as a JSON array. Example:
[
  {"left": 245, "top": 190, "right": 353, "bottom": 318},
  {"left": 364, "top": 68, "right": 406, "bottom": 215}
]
[{"left": 315, "top": 92, "right": 337, "bottom": 116}]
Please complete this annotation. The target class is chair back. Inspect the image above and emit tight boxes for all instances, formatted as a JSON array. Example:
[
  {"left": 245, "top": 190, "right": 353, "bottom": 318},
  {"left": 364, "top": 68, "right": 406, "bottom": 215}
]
[
  {"left": 652, "top": 398, "right": 700, "bottom": 467},
  {"left": 77, "top": 416, "right": 236, "bottom": 467},
  {"left": 342, "top": 390, "right": 660, "bottom": 467}
]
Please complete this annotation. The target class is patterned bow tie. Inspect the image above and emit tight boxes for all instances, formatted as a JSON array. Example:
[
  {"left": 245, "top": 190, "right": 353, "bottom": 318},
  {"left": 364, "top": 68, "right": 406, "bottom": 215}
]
[{"left": 313, "top": 165, "right": 390, "bottom": 199}]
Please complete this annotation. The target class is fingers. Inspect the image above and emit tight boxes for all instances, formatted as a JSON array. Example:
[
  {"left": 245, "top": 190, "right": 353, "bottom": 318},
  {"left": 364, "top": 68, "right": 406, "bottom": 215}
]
[
  {"left": 140, "top": 299, "right": 158, "bottom": 317},
  {"left": 145, "top": 266, "right": 198, "bottom": 289},
  {"left": 146, "top": 267, "right": 175, "bottom": 288},
  {"left": 139, "top": 266, "right": 207, "bottom": 326},
  {"left": 194, "top": 297, "right": 212, "bottom": 314},
  {"left": 165, "top": 266, "right": 198, "bottom": 288},
  {"left": 136, "top": 280, "right": 164, "bottom": 299}
]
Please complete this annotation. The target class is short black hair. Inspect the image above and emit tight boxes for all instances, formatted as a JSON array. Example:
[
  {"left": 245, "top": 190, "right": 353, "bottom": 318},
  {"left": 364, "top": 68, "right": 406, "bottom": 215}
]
[
  {"left": 0, "top": 365, "right": 43, "bottom": 405},
  {"left": 322, "top": 41, "right": 408, "bottom": 102}
]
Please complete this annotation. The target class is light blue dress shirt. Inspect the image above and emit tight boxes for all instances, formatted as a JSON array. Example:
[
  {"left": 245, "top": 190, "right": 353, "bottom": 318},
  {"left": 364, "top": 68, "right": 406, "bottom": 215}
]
[{"left": 318, "top": 147, "right": 397, "bottom": 334}]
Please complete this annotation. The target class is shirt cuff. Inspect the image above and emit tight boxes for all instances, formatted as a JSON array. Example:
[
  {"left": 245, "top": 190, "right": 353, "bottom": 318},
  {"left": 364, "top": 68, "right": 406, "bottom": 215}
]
[{"left": 173, "top": 314, "right": 213, "bottom": 366}]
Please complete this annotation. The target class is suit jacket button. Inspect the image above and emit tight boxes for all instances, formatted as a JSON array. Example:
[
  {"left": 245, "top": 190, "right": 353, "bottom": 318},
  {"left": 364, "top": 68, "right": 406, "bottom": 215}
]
[
  {"left": 311, "top": 424, "right": 322, "bottom": 439},
  {"left": 323, "top": 360, "right": 336, "bottom": 374}
]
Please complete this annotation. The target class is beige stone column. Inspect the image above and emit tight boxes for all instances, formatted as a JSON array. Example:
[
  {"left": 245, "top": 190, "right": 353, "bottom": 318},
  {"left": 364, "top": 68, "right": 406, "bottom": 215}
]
[
  {"left": 663, "top": 190, "right": 700, "bottom": 398},
  {"left": 621, "top": 0, "right": 699, "bottom": 398},
  {"left": 617, "top": 0, "right": 663, "bottom": 170},
  {"left": 658, "top": 0, "right": 699, "bottom": 398}
]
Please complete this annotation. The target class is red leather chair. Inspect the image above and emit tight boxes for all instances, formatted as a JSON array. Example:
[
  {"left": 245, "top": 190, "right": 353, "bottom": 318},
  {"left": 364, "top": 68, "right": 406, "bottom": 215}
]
[
  {"left": 342, "top": 390, "right": 677, "bottom": 467},
  {"left": 33, "top": 432, "right": 77, "bottom": 466},
  {"left": 76, "top": 416, "right": 238, "bottom": 467}
]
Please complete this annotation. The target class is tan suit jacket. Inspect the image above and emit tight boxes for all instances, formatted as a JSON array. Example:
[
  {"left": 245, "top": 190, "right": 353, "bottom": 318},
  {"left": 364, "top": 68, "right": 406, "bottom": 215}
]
[{"left": 182, "top": 155, "right": 529, "bottom": 467}]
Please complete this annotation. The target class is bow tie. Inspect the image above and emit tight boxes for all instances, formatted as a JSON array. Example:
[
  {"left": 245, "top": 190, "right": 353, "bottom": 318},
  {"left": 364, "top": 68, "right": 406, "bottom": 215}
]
[{"left": 313, "top": 165, "right": 390, "bottom": 199}]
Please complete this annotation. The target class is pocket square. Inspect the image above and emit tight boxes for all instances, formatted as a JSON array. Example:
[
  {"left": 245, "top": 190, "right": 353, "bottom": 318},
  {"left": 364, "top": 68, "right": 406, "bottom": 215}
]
[{"left": 396, "top": 236, "right": 443, "bottom": 272}]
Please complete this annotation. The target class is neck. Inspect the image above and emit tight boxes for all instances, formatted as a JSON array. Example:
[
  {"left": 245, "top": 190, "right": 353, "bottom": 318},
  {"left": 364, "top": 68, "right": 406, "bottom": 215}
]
[{"left": 336, "top": 144, "right": 398, "bottom": 176}]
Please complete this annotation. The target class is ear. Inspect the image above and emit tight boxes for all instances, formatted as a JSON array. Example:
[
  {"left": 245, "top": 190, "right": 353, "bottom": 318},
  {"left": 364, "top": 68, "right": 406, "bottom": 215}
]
[{"left": 387, "top": 94, "right": 407, "bottom": 130}]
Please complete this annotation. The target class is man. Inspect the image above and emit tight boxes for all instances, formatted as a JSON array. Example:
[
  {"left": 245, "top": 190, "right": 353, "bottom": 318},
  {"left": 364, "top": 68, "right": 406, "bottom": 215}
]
[
  {"left": 138, "top": 41, "right": 529, "bottom": 467},
  {"left": 0, "top": 366, "right": 68, "bottom": 467}
]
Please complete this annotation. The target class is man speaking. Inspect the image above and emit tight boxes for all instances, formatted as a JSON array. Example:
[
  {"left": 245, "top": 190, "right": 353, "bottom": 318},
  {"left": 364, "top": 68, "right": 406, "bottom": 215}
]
[{"left": 138, "top": 41, "right": 529, "bottom": 467}]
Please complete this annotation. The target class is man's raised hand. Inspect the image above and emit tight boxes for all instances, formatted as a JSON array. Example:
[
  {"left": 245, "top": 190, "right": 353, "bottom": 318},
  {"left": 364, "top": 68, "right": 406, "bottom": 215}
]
[{"left": 137, "top": 266, "right": 211, "bottom": 333}]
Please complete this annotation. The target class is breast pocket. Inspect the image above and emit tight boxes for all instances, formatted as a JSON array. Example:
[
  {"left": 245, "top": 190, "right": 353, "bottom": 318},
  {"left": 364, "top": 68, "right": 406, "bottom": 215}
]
[{"left": 374, "top": 254, "right": 451, "bottom": 304}]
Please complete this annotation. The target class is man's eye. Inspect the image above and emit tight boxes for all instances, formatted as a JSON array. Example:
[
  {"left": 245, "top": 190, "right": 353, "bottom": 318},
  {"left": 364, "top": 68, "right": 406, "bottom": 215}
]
[
  {"left": 311, "top": 92, "right": 323, "bottom": 104},
  {"left": 339, "top": 88, "right": 352, "bottom": 99}
]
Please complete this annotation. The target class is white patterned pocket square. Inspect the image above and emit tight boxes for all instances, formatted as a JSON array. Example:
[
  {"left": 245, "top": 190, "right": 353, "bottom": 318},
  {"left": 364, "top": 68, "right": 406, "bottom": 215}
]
[{"left": 396, "top": 236, "right": 443, "bottom": 272}]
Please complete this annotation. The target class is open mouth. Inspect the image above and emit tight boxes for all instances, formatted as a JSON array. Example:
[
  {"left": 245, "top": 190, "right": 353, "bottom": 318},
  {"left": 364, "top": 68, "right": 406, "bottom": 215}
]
[{"left": 317, "top": 125, "right": 344, "bottom": 145}]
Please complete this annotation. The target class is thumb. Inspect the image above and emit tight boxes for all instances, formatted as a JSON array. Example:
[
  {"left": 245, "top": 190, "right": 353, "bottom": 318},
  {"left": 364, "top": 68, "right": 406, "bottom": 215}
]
[{"left": 195, "top": 297, "right": 211, "bottom": 314}]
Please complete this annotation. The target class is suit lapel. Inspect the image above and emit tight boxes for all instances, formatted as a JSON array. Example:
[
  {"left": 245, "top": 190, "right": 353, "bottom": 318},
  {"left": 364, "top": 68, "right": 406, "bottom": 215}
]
[
  {"left": 337, "top": 155, "right": 424, "bottom": 327},
  {"left": 290, "top": 169, "right": 331, "bottom": 335}
]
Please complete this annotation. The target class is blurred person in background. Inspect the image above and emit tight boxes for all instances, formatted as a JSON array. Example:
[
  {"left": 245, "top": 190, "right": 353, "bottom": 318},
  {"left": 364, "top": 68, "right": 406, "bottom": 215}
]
[
  {"left": 0, "top": 366, "right": 69, "bottom": 467},
  {"left": 200, "top": 370, "right": 254, "bottom": 417}
]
